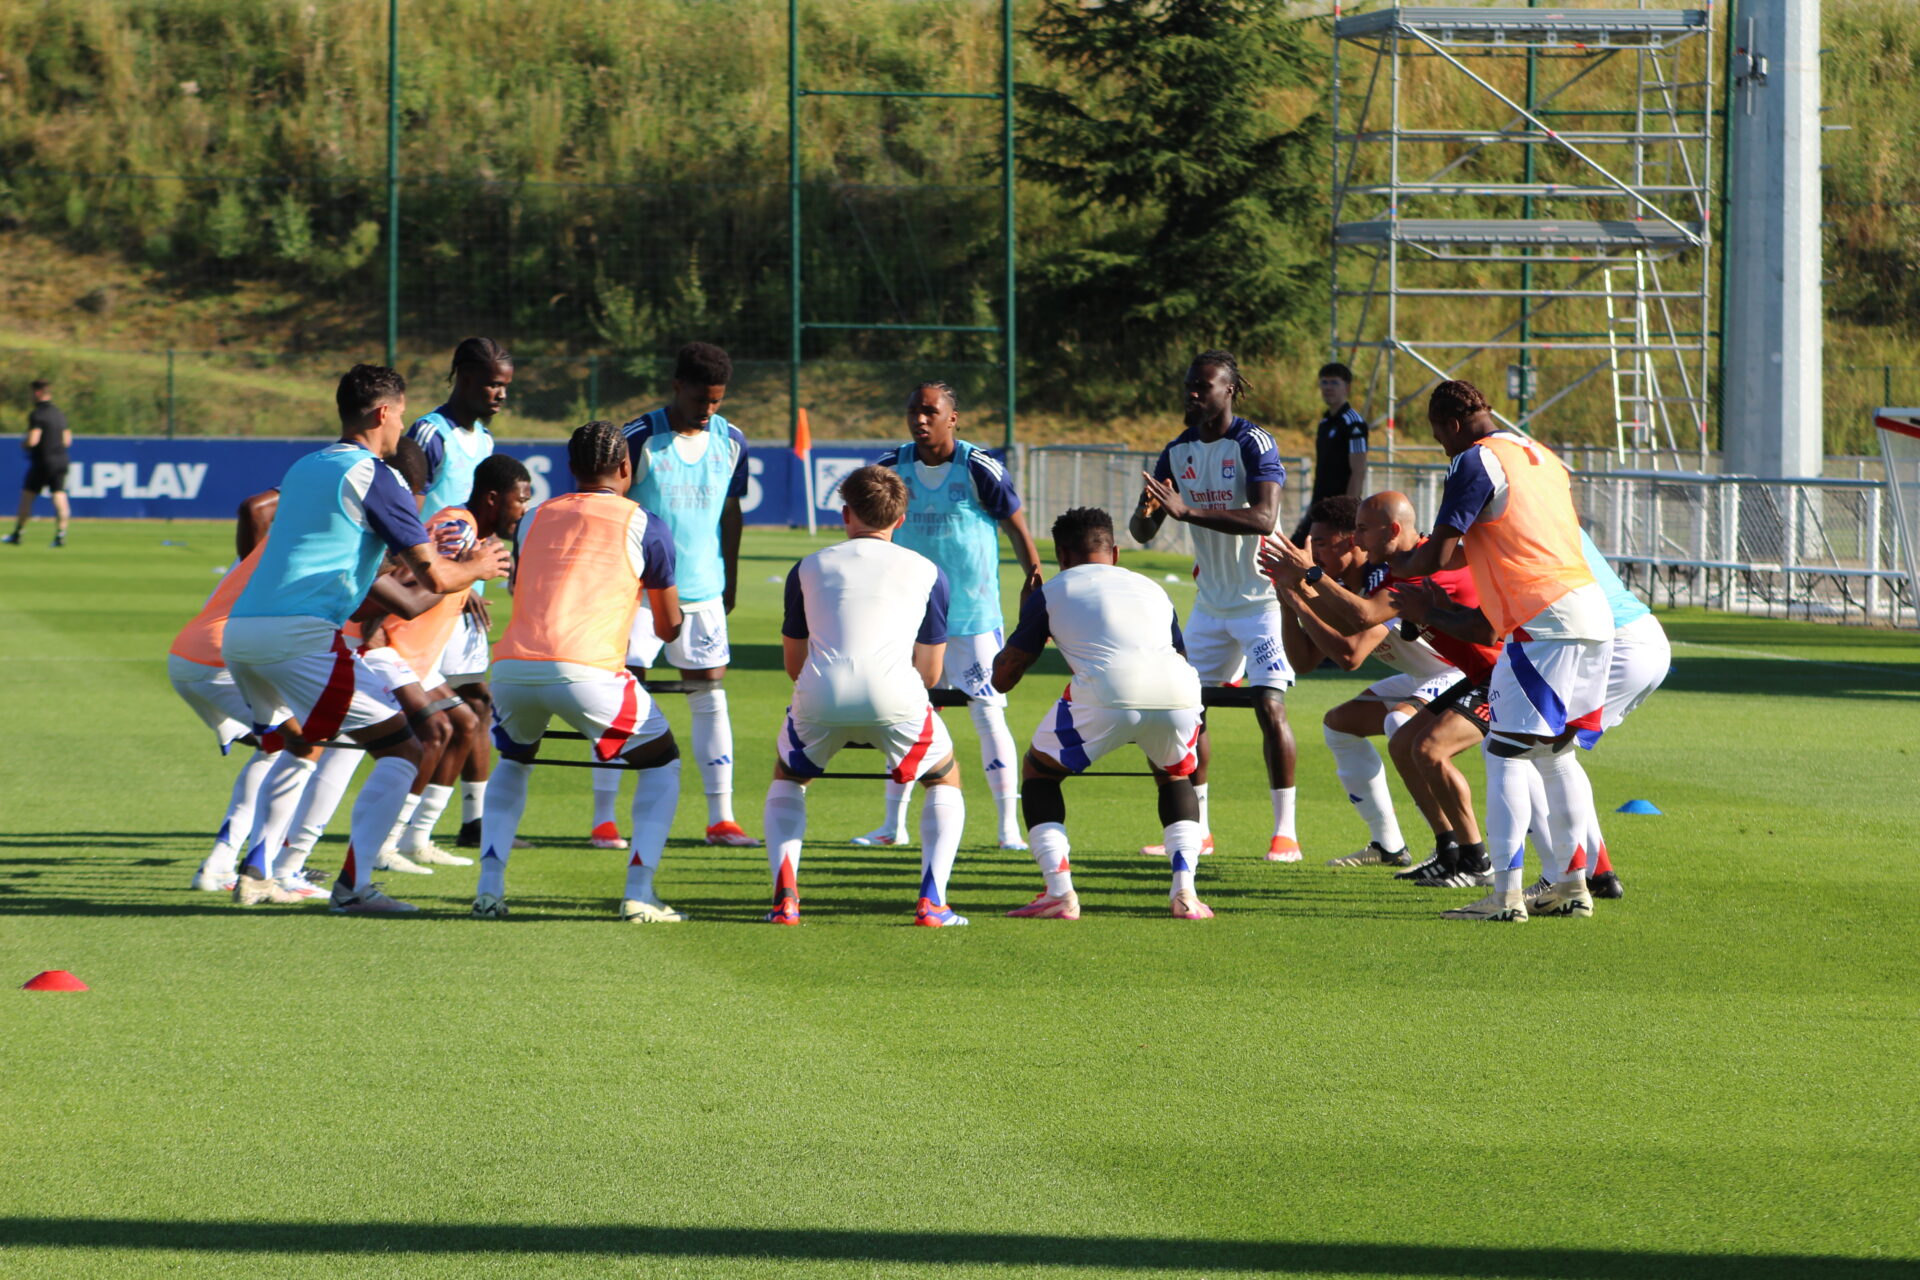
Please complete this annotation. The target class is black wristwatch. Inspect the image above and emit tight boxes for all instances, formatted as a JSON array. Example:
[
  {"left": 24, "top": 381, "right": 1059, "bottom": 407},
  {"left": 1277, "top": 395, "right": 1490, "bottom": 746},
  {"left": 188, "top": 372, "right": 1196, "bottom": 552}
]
[{"left": 1304, "top": 565, "right": 1325, "bottom": 585}]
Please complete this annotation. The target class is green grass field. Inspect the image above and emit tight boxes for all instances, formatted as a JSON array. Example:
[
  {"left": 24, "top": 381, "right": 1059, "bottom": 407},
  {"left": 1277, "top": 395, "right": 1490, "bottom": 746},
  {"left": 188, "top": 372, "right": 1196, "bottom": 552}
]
[{"left": 2, "top": 522, "right": 1917, "bottom": 1279}]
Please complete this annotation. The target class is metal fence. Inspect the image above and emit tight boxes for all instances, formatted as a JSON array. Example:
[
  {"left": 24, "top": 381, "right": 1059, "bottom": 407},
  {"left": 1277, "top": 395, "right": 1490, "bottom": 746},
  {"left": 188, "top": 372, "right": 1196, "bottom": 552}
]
[{"left": 1025, "top": 445, "right": 1915, "bottom": 627}]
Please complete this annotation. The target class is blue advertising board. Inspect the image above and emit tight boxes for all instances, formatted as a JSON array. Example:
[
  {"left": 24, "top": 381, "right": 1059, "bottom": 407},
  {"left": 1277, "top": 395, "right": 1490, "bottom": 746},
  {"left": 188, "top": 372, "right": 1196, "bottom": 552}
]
[{"left": 19, "top": 437, "right": 978, "bottom": 527}]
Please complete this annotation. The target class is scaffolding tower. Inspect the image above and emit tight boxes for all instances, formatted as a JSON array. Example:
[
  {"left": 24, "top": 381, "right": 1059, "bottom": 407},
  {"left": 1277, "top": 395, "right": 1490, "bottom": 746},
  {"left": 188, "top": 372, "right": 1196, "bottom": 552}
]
[{"left": 1331, "top": 5, "right": 1715, "bottom": 463}]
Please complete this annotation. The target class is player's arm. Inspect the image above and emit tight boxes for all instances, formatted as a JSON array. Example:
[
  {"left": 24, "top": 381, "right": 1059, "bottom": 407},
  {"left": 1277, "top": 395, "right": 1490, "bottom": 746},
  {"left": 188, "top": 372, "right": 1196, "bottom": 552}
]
[
  {"left": 721, "top": 433, "right": 749, "bottom": 613},
  {"left": 1393, "top": 448, "right": 1489, "bottom": 579},
  {"left": 364, "top": 462, "right": 505, "bottom": 593},
  {"left": 235, "top": 489, "right": 279, "bottom": 559},
  {"left": 1389, "top": 526, "right": 1462, "bottom": 581},
  {"left": 1388, "top": 580, "right": 1498, "bottom": 645},
  {"left": 360, "top": 567, "right": 440, "bottom": 621},
  {"left": 1128, "top": 448, "right": 1174, "bottom": 544},
  {"left": 23, "top": 426, "right": 40, "bottom": 454},
  {"left": 647, "top": 586, "right": 684, "bottom": 643},
  {"left": 780, "top": 564, "right": 807, "bottom": 681},
  {"left": 971, "top": 452, "right": 1043, "bottom": 592},
  {"left": 1000, "top": 510, "right": 1043, "bottom": 595},
  {"left": 1277, "top": 579, "right": 1388, "bottom": 669},
  {"left": 914, "top": 567, "right": 952, "bottom": 689},
  {"left": 990, "top": 579, "right": 1050, "bottom": 693},
  {"left": 635, "top": 507, "right": 682, "bottom": 642},
  {"left": 1142, "top": 474, "right": 1283, "bottom": 537},
  {"left": 1258, "top": 537, "right": 1397, "bottom": 636},
  {"left": 1344, "top": 418, "right": 1369, "bottom": 500}
]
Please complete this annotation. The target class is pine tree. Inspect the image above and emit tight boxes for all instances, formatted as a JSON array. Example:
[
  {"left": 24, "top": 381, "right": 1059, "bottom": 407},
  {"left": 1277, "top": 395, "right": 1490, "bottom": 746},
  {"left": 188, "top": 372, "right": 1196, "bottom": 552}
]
[{"left": 1018, "top": 0, "right": 1324, "bottom": 408}]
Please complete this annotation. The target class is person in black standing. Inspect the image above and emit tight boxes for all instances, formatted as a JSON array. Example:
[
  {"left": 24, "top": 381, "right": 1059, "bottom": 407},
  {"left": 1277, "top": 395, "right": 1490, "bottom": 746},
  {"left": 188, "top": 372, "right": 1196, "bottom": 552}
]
[
  {"left": 1290, "top": 362, "right": 1369, "bottom": 545},
  {"left": 7, "top": 379, "right": 71, "bottom": 547}
]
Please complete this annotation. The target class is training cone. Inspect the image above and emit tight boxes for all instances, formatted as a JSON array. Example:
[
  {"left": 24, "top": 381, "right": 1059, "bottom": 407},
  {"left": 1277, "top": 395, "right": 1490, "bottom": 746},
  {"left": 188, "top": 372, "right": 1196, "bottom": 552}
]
[
  {"left": 22, "top": 970, "right": 88, "bottom": 992},
  {"left": 1616, "top": 799, "right": 1663, "bottom": 815}
]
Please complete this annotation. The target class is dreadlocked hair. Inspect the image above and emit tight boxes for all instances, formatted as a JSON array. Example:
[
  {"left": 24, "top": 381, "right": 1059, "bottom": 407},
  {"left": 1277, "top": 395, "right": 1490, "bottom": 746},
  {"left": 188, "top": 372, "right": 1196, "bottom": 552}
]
[
  {"left": 1428, "top": 380, "right": 1492, "bottom": 425},
  {"left": 1192, "top": 349, "right": 1246, "bottom": 395},
  {"left": 568, "top": 420, "right": 627, "bottom": 481},
  {"left": 909, "top": 380, "right": 959, "bottom": 412},
  {"left": 448, "top": 337, "right": 512, "bottom": 383}
]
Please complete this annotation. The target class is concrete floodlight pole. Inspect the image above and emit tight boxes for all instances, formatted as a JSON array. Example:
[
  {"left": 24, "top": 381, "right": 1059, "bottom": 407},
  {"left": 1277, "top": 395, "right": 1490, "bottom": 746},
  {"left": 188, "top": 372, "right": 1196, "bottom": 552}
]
[{"left": 1722, "top": 0, "right": 1823, "bottom": 478}]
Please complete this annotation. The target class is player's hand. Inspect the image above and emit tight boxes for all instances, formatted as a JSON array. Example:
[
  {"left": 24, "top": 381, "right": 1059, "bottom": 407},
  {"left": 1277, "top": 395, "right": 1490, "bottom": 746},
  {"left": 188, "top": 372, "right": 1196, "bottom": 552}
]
[
  {"left": 1019, "top": 566, "right": 1044, "bottom": 608},
  {"left": 1139, "top": 472, "right": 1189, "bottom": 522},
  {"left": 1387, "top": 579, "right": 1447, "bottom": 623},
  {"left": 1257, "top": 532, "right": 1312, "bottom": 584},
  {"left": 460, "top": 541, "right": 511, "bottom": 586},
  {"left": 723, "top": 583, "right": 737, "bottom": 614}
]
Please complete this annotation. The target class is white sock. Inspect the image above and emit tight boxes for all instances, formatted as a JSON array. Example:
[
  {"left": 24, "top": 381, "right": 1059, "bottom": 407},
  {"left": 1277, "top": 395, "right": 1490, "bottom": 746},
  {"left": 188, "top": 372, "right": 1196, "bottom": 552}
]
[
  {"left": 1482, "top": 744, "right": 1536, "bottom": 895},
  {"left": 968, "top": 701, "right": 1021, "bottom": 839},
  {"left": 385, "top": 791, "right": 422, "bottom": 850},
  {"left": 1382, "top": 707, "right": 1414, "bottom": 738},
  {"left": 1270, "top": 786, "right": 1297, "bottom": 840},
  {"left": 399, "top": 784, "right": 455, "bottom": 853},
  {"left": 1166, "top": 819, "right": 1204, "bottom": 896},
  {"left": 1534, "top": 747, "right": 1598, "bottom": 885},
  {"left": 688, "top": 687, "right": 735, "bottom": 825},
  {"left": 240, "top": 753, "right": 315, "bottom": 877},
  {"left": 764, "top": 779, "right": 807, "bottom": 898},
  {"left": 916, "top": 785, "right": 965, "bottom": 905},
  {"left": 624, "top": 757, "right": 681, "bottom": 900},
  {"left": 1525, "top": 765, "right": 1554, "bottom": 878},
  {"left": 877, "top": 780, "right": 912, "bottom": 840},
  {"left": 591, "top": 765, "right": 623, "bottom": 829},
  {"left": 212, "top": 748, "right": 278, "bottom": 870},
  {"left": 1324, "top": 727, "right": 1404, "bottom": 851},
  {"left": 477, "top": 759, "right": 530, "bottom": 898},
  {"left": 280, "top": 747, "right": 359, "bottom": 873},
  {"left": 1029, "top": 821, "right": 1073, "bottom": 897},
  {"left": 1194, "top": 782, "right": 1211, "bottom": 838},
  {"left": 345, "top": 756, "right": 419, "bottom": 892},
  {"left": 461, "top": 779, "right": 487, "bottom": 825}
]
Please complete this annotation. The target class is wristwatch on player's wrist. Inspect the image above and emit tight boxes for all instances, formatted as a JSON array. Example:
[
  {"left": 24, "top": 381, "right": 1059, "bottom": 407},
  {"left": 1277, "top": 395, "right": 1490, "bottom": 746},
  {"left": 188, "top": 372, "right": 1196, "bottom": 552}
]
[{"left": 1304, "top": 565, "right": 1325, "bottom": 585}]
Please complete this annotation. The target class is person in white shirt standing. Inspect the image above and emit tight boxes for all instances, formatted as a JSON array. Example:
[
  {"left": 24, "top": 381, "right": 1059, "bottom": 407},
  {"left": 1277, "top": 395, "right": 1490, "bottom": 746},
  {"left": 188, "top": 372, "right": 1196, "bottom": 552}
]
[
  {"left": 762, "top": 465, "right": 967, "bottom": 928},
  {"left": 991, "top": 508, "right": 1211, "bottom": 920},
  {"left": 1130, "top": 350, "right": 1302, "bottom": 862}
]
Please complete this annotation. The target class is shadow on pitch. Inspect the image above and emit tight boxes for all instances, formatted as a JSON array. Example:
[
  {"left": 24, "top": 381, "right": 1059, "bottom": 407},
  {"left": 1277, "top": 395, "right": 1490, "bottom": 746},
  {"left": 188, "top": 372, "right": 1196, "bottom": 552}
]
[{"left": 0, "top": 1219, "right": 1903, "bottom": 1277}]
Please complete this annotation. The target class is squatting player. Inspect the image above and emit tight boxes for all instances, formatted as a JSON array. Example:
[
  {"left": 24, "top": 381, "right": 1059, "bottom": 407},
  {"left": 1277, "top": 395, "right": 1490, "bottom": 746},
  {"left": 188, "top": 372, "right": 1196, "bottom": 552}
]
[
  {"left": 1130, "top": 350, "right": 1302, "bottom": 862},
  {"left": 406, "top": 337, "right": 513, "bottom": 848},
  {"left": 854, "top": 380, "right": 1042, "bottom": 851},
  {"left": 475, "top": 421, "right": 687, "bottom": 923},
  {"left": 590, "top": 342, "right": 758, "bottom": 850},
  {"left": 991, "top": 508, "right": 1211, "bottom": 920},
  {"left": 224, "top": 364, "right": 508, "bottom": 915},
  {"left": 762, "top": 465, "right": 968, "bottom": 928},
  {"left": 1390, "top": 380, "right": 1612, "bottom": 923}
]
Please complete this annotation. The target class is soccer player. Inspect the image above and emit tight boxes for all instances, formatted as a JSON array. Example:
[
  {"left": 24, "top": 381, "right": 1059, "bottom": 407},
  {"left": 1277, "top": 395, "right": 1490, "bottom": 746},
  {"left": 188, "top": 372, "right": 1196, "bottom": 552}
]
[
  {"left": 1388, "top": 380, "right": 1612, "bottom": 922},
  {"left": 374, "top": 454, "right": 533, "bottom": 869},
  {"left": 590, "top": 342, "right": 757, "bottom": 850},
  {"left": 406, "top": 337, "right": 512, "bottom": 847},
  {"left": 1288, "top": 363, "right": 1369, "bottom": 544},
  {"left": 1130, "top": 350, "right": 1301, "bottom": 862},
  {"left": 991, "top": 508, "right": 1210, "bottom": 920},
  {"left": 762, "top": 465, "right": 966, "bottom": 928},
  {"left": 1263, "top": 491, "right": 1503, "bottom": 880},
  {"left": 474, "top": 421, "right": 687, "bottom": 923},
  {"left": 853, "top": 380, "right": 1041, "bottom": 850},
  {"left": 7, "top": 379, "right": 71, "bottom": 547},
  {"left": 223, "top": 364, "right": 508, "bottom": 915}
]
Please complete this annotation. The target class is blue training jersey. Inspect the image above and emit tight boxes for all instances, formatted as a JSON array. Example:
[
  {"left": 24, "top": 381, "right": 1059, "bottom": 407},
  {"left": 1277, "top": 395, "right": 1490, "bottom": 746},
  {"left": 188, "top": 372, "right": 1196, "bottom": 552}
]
[
  {"left": 876, "top": 440, "right": 1020, "bottom": 637},
  {"left": 621, "top": 409, "right": 749, "bottom": 606},
  {"left": 1578, "top": 528, "right": 1650, "bottom": 629},
  {"left": 230, "top": 442, "right": 429, "bottom": 626},
  {"left": 407, "top": 407, "right": 495, "bottom": 595}
]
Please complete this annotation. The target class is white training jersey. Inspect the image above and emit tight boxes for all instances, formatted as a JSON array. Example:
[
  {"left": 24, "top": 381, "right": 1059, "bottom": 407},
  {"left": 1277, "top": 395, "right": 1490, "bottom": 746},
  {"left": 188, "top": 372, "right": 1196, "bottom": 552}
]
[
  {"left": 781, "top": 537, "right": 951, "bottom": 727},
  {"left": 1006, "top": 562, "right": 1203, "bottom": 711},
  {"left": 1151, "top": 417, "right": 1287, "bottom": 620}
]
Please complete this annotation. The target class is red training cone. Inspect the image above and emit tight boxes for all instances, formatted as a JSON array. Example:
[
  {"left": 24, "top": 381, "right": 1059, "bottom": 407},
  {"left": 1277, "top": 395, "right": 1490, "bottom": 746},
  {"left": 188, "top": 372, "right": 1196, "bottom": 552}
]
[{"left": 22, "top": 970, "right": 88, "bottom": 992}]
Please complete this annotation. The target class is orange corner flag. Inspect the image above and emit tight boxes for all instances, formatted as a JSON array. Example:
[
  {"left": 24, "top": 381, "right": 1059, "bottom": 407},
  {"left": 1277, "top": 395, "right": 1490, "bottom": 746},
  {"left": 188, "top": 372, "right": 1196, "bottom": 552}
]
[{"left": 793, "top": 407, "right": 812, "bottom": 457}]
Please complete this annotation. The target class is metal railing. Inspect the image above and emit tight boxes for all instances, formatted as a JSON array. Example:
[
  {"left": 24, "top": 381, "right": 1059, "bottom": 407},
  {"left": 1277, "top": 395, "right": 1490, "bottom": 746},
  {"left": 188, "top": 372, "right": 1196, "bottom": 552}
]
[{"left": 1025, "top": 445, "right": 1914, "bottom": 627}]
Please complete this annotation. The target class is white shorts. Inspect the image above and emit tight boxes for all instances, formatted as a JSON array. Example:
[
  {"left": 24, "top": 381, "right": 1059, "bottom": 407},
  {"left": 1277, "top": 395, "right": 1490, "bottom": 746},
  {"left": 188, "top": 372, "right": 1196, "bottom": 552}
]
[
  {"left": 1359, "top": 669, "right": 1460, "bottom": 708},
  {"left": 1183, "top": 607, "right": 1295, "bottom": 690},
  {"left": 168, "top": 655, "right": 255, "bottom": 753},
  {"left": 225, "top": 636, "right": 404, "bottom": 742},
  {"left": 778, "top": 706, "right": 956, "bottom": 783},
  {"left": 1029, "top": 696, "right": 1202, "bottom": 777},
  {"left": 929, "top": 628, "right": 1008, "bottom": 708},
  {"left": 1599, "top": 612, "right": 1670, "bottom": 734},
  {"left": 359, "top": 646, "right": 421, "bottom": 695},
  {"left": 440, "top": 610, "right": 490, "bottom": 683},
  {"left": 628, "top": 602, "right": 730, "bottom": 672},
  {"left": 1487, "top": 636, "right": 1611, "bottom": 738},
  {"left": 492, "top": 669, "right": 671, "bottom": 762}
]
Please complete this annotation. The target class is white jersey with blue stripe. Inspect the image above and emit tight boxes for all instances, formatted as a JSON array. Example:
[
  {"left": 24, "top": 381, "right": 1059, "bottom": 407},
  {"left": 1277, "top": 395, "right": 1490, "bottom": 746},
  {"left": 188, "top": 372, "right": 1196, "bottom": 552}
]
[
  {"left": 1151, "top": 417, "right": 1287, "bottom": 619},
  {"left": 1006, "top": 562, "right": 1202, "bottom": 711},
  {"left": 230, "top": 441, "right": 429, "bottom": 628}
]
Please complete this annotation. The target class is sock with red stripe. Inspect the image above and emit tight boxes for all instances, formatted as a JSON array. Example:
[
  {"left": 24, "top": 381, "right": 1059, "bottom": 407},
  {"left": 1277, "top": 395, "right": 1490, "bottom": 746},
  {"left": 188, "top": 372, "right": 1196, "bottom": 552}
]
[
  {"left": 239, "top": 753, "right": 316, "bottom": 878},
  {"left": 1166, "top": 820, "right": 1203, "bottom": 896},
  {"left": 1534, "top": 746, "right": 1597, "bottom": 885},
  {"left": 916, "top": 784, "right": 965, "bottom": 905},
  {"left": 1028, "top": 822, "right": 1073, "bottom": 897},
  {"left": 763, "top": 779, "right": 807, "bottom": 902},
  {"left": 476, "top": 758, "right": 530, "bottom": 899},
  {"left": 1590, "top": 840, "right": 1614, "bottom": 876},
  {"left": 212, "top": 748, "right": 279, "bottom": 872},
  {"left": 688, "top": 688, "right": 735, "bottom": 826},
  {"left": 346, "top": 755, "right": 418, "bottom": 893},
  {"left": 591, "top": 765, "right": 623, "bottom": 829},
  {"left": 624, "top": 758, "right": 681, "bottom": 900}
]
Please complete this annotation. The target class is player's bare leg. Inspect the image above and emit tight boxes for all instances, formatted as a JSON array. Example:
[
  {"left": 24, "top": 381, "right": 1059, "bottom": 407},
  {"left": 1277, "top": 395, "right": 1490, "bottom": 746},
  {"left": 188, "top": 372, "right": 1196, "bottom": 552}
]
[
  {"left": 1391, "top": 708, "right": 1490, "bottom": 888},
  {"left": 1255, "top": 689, "right": 1302, "bottom": 862}
]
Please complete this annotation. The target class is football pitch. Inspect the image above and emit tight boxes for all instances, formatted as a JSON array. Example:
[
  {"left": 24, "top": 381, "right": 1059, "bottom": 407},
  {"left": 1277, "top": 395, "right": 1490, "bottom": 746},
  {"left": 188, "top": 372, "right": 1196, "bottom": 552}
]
[{"left": 2, "top": 522, "right": 1916, "bottom": 1279}]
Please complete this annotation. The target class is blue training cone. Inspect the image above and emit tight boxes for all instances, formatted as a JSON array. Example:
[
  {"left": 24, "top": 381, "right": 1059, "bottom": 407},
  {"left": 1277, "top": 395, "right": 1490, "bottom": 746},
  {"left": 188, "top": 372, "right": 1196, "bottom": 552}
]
[{"left": 1616, "top": 799, "right": 1663, "bottom": 815}]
